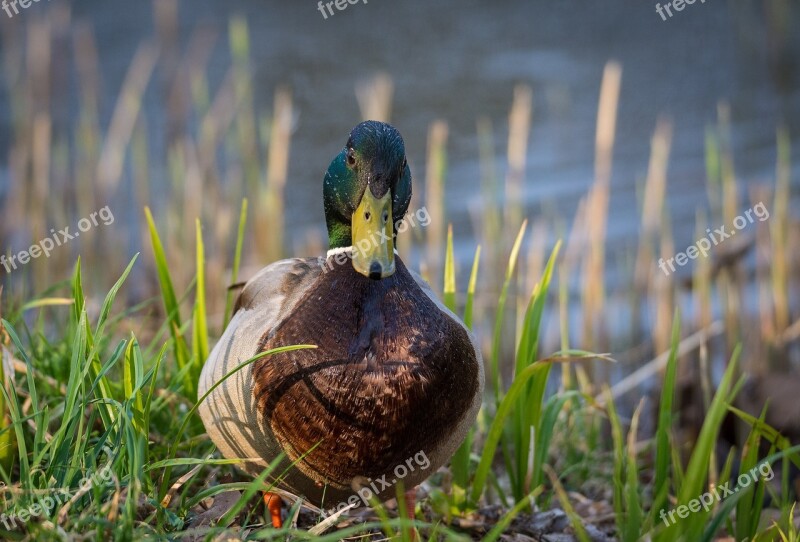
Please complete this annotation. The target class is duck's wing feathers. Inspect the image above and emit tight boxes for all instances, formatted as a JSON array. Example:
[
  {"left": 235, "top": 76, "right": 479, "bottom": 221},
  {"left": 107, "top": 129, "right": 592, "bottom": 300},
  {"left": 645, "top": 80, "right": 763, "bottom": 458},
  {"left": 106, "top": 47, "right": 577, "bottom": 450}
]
[
  {"left": 232, "top": 257, "right": 325, "bottom": 318},
  {"left": 198, "top": 257, "right": 324, "bottom": 475}
]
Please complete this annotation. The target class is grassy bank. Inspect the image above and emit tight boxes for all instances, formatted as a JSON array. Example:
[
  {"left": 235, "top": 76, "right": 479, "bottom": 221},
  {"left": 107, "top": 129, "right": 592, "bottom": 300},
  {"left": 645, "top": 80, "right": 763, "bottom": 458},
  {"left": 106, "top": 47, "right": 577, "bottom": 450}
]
[{"left": 0, "top": 6, "right": 799, "bottom": 541}]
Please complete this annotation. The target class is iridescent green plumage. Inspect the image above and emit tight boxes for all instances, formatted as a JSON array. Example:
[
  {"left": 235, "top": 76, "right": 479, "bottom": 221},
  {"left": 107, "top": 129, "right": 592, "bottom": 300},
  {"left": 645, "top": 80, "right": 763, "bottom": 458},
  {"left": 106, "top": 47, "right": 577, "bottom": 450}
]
[{"left": 323, "top": 121, "right": 412, "bottom": 249}]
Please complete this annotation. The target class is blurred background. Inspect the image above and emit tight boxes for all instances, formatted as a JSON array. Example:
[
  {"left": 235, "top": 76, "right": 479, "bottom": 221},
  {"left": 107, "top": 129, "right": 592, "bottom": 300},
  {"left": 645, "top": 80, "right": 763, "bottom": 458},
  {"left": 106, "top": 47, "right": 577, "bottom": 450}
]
[{"left": 0, "top": 0, "right": 798, "bottom": 426}]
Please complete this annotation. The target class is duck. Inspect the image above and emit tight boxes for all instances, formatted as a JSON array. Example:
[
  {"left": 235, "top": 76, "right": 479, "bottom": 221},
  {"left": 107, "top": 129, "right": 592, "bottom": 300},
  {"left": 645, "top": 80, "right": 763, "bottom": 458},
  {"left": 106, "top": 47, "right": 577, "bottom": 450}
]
[{"left": 197, "top": 120, "right": 484, "bottom": 527}]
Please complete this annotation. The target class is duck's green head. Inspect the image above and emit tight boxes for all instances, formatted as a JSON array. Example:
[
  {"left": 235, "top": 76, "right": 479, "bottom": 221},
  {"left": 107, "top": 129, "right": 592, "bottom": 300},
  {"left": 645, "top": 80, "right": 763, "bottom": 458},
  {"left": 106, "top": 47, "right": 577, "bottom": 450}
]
[{"left": 323, "top": 121, "right": 412, "bottom": 280}]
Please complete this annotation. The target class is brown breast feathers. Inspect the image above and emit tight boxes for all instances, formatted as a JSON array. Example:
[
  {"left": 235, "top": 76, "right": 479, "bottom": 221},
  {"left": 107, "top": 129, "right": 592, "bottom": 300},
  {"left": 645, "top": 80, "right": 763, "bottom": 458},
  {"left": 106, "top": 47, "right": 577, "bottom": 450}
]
[{"left": 252, "top": 255, "right": 478, "bottom": 488}]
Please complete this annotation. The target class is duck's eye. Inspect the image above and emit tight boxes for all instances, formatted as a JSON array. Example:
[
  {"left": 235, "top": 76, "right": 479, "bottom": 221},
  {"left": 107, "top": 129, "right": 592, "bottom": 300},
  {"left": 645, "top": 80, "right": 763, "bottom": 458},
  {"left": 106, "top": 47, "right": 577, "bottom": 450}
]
[{"left": 346, "top": 148, "right": 357, "bottom": 167}]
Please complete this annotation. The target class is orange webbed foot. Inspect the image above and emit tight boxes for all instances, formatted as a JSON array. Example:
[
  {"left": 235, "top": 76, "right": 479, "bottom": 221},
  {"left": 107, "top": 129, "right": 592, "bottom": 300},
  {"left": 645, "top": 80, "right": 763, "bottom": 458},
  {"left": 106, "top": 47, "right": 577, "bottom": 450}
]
[{"left": 264, "top": 492, "right": 283, "bottom": 528}]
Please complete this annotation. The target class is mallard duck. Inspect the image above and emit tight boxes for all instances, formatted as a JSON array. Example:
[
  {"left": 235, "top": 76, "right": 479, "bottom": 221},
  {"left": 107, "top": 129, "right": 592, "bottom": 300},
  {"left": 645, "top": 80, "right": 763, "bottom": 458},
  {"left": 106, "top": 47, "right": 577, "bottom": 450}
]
[{"left": 198, "top": 120, "right": 484, "bottom": 525}]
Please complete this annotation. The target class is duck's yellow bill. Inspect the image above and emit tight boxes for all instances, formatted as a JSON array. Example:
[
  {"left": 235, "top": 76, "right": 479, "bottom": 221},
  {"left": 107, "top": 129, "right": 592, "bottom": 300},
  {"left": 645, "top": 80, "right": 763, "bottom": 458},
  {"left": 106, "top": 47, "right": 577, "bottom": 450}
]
[{"left": 351, "top": 189, "right": 395, "bottom": 279}]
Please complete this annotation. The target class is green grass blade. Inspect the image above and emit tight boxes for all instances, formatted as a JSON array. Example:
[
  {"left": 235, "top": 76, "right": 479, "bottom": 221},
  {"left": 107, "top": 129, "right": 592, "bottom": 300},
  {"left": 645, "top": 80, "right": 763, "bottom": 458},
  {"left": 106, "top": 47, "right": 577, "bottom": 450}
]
[
  {"left": 0, "top": 375, "right": 28, "bottom": 490},
  {"left": 73, "top": 261, "right": 117, "bottom": 431},
  {"left": 532, "top": 390, "right": 580, "bottom": 495},
  {"left": 605, "top": 386, "right": 626, "bottom": 538},
  {"left": 664, "top": 345, "right": 743, "bottom": 540},
  {"left": 490, "top": 220, "right": 527, "bottom": 407},
  {"left": 224, "top": 198, "right": 248, "bottom": 327},
  {"left": 443, "top": 224, "right": 456, "bottom": 311},
  {"left": 144, "top": 207, "right": 192, "bottom": 397},
  {"left": 728, "top": 406, "right": 800, "bottom": 470},
  {"left": 72, "top": 258, "right": 84, "bottom": 322},
  {"left": 19, "top": 297, "right": 74, "bottom": 312},
  {"left": 444, "top": 225, "right": 472, "bottom": 508},
  {"left": 482, "top": 487, "right": 544, "bottom": 542},
  {"left": 515, "top": 241, "right": 561, "bottom": 375},
  {"left": 652, "top": 310, "right": 681, "bottom": 525},
  {"left": 463, "top": 245, "right": 481, "bottom": 329},
  {"left": 95, "top": 254, "right": 139, "bottom": 336},
  {"left": 192, "top": 219, "right": 209, "bottom": 379},
  {"left": 0, "top": 325, "right": 16, "bottom": 473},
  {"left": 469, "top": 360, "right": 548, "bottom": 505},
  {"left": 450, "top": 432, "right": 473, "bottom": 510},
  {"left": 513, "top": 242, "right": 561, "bottom": 500},
  {"left": 546, "top": 465, "right": 591, "bottom": 542},
  {"left": 623, "top": 401, "right": 644, "bottom": 540},
  {"left": 123, "top": 335, "right": 146, "bottom": 437},
  {"left": 144, "top": 343, "right": 168, "bottom": 437},
  {"left": 735, "top": 406, "right": 769, "bottom": 541}
]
